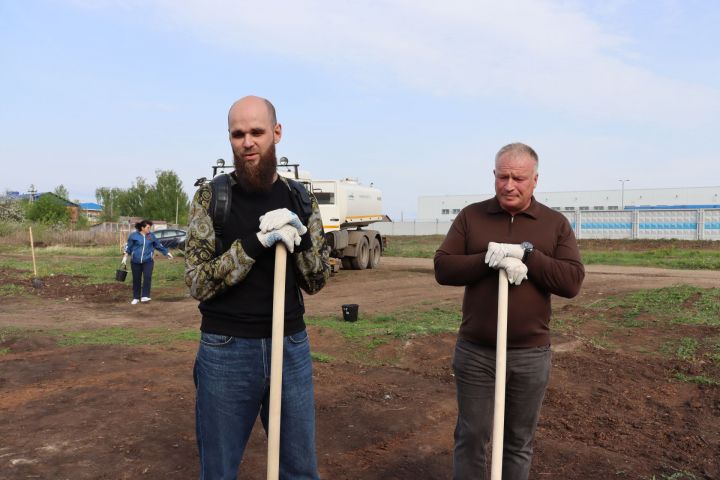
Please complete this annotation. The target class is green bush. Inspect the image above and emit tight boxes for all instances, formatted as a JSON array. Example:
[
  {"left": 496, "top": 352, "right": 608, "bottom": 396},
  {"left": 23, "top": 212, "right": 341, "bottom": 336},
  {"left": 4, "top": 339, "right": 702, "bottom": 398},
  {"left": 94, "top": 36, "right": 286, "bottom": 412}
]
[{"left": 26, "top": 195, "right": 71, "bottom": 226}]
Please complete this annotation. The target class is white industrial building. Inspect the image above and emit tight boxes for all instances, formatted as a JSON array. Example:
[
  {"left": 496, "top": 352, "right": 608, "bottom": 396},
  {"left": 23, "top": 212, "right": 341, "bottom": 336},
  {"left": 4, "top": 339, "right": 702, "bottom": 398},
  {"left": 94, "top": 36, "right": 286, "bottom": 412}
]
[
  {"left": 375, "top": 186, "right": 720, "bottom": 240},
  {"left": 417, "top": 186, "right": 720, "bottom": 221}
]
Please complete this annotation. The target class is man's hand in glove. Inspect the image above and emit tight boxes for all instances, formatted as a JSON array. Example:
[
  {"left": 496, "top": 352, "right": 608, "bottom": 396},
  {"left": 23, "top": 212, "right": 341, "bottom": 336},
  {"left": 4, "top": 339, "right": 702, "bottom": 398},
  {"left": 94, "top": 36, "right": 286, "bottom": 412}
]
[
  {"left": 257, "top": 224, "right": 303, "bottom": 253},
  {"left": 485, "top": 242, "right": 524, "bottom": 268},
  {"left": 121, "top": 254, "right": 128, "bottom": 265},
  {"left": 259, "top": 208, "right": 307, "bottom": 235},
  {"left": 497, "top": 257, "right": 528, "bottom": 286}
]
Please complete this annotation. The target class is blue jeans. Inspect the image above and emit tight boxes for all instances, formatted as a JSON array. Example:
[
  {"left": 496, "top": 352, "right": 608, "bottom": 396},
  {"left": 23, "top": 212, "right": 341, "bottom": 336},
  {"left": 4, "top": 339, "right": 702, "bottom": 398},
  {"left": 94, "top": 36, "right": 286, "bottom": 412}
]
[
  {"left": 130, "top": 261, "right": 153, "bottom": 299},
  {"left": 194, "top": 329, "right": 319, "bottom": 480},
  {"left": 452, "top": 339, "right": 551, "bottom": 480}
]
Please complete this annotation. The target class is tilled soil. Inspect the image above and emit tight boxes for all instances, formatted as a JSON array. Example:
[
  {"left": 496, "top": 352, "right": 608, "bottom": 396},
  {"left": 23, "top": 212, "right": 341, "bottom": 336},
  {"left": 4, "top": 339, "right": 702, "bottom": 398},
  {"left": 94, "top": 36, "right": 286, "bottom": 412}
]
[{"left": 1, "top": 257, "right": 719, "bottom": 479}]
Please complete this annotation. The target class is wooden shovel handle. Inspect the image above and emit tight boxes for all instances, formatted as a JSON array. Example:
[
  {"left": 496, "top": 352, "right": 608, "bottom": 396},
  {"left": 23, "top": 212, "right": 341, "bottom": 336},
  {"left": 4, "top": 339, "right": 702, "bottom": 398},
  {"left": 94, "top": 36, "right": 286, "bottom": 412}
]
[
  {"left": 267, "top": 243, "right": 287, "bottom": 480},
  {"left": 491, "top": 269, "right": 509, "bottom": 480}
]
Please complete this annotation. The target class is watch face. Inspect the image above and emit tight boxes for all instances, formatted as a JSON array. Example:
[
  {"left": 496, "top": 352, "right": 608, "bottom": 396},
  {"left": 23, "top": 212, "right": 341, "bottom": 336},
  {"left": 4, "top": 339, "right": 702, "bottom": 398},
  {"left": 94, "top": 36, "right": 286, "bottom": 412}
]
[{"left": 522, "top": 241, "right": 533, "bottom": 251}]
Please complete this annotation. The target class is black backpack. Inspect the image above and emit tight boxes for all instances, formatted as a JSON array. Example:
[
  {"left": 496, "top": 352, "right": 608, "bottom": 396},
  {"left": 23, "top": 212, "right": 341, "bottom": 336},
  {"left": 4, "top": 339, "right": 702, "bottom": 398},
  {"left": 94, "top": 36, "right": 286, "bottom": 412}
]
[{"left": 208, "top": 173, "right": 313, "bottom": 256}]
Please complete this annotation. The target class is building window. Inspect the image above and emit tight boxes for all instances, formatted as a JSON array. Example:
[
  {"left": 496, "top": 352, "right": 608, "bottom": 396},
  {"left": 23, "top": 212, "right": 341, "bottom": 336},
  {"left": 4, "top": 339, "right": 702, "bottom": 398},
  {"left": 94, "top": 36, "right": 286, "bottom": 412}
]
[
  {"left": 593, "top": 206, "right": 604, "bottom": 210},
  {"left": 552, "top": 207, "right": 561, "bottom": 211},
  {"left": 579, "top": 206, "right": 589, "bottom": 211},
  {"left": 441, "top": 209, "right": 449, "bottom": 215},
  {"left": 564, "top": 207, "right": 575, "bottom": 211},
  {"left": 608, "top": 206, "right": 619, "bottom": 210},
  {"left": 452, "top": 208, "right": 460, "bottom": 214}
]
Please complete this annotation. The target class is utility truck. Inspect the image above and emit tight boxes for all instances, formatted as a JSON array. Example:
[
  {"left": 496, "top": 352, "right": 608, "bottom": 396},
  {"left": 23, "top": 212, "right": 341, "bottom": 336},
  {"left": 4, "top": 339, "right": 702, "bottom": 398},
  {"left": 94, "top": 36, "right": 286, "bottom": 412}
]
[{"left": 197, "top": 158, "right": 388, "bottom": 270}]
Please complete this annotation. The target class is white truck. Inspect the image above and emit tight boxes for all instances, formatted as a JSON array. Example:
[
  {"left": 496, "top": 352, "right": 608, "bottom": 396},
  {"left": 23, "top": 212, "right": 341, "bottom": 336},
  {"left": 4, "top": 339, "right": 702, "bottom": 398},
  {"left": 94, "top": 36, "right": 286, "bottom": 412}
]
[
  {"left": 199, "top": 158, "right": 388, "bottom": 270},
  {"left": 277, "top": 161, "right": 387, "bottom": 270}
]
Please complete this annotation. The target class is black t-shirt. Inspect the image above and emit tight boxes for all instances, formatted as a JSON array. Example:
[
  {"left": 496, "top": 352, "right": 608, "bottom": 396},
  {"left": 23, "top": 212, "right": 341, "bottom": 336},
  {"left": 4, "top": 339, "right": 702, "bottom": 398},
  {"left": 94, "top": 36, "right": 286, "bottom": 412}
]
[{"left": 198, "top": 176, "right": 311, "bottom": 338}]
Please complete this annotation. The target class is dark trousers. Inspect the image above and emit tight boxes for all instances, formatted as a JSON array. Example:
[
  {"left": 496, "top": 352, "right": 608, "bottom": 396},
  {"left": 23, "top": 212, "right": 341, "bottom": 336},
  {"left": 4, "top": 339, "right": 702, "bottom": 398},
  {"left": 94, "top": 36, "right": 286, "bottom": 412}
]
[
  {"left": 452, "top": 339, "right": 551, "bottom": 480},
  {"left": 130, "top": 261, "right": 154, "bottom": 299}
]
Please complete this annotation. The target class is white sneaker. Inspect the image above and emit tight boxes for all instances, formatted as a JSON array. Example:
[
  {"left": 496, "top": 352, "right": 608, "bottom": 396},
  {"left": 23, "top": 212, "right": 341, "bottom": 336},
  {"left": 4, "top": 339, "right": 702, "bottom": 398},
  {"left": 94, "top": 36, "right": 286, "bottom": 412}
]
[
  {"left": 130, "top": 299, "right": 140, "bottom": 305},
  {"left": 141, "top": 297, "right": 152, "bottom": 303}
]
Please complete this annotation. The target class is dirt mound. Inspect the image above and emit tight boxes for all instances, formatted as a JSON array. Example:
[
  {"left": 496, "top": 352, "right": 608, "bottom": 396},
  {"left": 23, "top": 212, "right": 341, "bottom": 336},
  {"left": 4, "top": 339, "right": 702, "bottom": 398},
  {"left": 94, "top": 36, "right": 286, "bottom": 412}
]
[{"left": 0, "top": 267, "right": 127, "bottom": 302}]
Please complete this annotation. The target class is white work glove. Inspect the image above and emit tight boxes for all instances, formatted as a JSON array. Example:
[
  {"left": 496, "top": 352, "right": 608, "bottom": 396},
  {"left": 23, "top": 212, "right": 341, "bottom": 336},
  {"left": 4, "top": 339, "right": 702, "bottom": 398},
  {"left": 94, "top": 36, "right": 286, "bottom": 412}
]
[
  {"left": 121, "top": 254, "right": 128, "bottom": 265},
  {"left": 485, "top": 242, "right": 525, "bottom": 268},
  {"left": 259, "top": 208, "right": 307, "bottom": 235},
  {"left": 167, "top": 253, "right": 174, "bottom": 259},
  {"left": 257, "top": 224, "right": 303, "bottom": 253},
  {"left": 497, "top": 257, "right": 528, "bottom": 286}
]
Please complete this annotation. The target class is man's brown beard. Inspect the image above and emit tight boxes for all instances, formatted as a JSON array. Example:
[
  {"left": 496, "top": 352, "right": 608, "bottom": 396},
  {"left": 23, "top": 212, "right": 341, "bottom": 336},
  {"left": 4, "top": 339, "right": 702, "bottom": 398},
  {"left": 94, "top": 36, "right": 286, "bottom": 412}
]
[{"left": 233, "top": 143, "right": 277, "bottom": 193}]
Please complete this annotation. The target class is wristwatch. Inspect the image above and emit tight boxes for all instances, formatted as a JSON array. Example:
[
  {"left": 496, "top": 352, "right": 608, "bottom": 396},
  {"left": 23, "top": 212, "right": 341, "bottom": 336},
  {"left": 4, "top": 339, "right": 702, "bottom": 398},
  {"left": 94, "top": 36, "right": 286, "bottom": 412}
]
[{"left": 521, "top": 241, "right": 534, "bottom": 263}]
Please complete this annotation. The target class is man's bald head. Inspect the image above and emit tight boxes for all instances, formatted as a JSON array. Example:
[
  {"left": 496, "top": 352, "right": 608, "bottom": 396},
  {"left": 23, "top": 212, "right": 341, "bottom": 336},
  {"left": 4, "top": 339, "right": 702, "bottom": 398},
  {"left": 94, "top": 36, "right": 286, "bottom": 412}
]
[{"left": 228, "top": 96, "right": 277, "bottom": 127}]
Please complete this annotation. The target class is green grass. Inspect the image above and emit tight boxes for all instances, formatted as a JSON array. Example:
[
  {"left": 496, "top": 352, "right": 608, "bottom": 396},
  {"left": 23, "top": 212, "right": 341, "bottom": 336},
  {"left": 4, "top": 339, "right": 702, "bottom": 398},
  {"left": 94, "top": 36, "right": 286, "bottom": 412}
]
[
  {"left": 675, "top": 337, "right": 698, "bottom": 361},
  {"left": 588, "top": 286, "right": 720, "bottom": 387},
  {"left": 581, "top": 248, "right": 720, "bottom": 270},
  {"left": 0, "top": 325, "right": 199, "bottom": 353},
  {"left": 0, "top": 326, "right": 25, "bottom": 341},
  {"left": 0, "top": 246, "right": 185, "bottom": 287},
  {"left": 712, "top": 341, "right": 720, "bottom": 365},
  {"left": 0, "top": 244, "right": 121, "bottom": 256},
  {"left": 593, "top": 285, "right": 720, "bottom": 326},
  {"left": 383, "top": 235, "right": 445, "bottom": 258},
  {"left": 311, "top": 352, "right": 334, "bottom": 363},
  {"left": 57, "top": 327, "right": 198, "bottom": 346},
  {"left": 0, "top": 284, "right": 26, "bottom": 296},
  {"left": 306, "top": 304, "right": 460, "bottom": 364},
  {"left": 306, "top": 305, "right": 460, "bottom": 346},
  {"left": 673, "top": 373, "right": 720, "bottom": 386}
]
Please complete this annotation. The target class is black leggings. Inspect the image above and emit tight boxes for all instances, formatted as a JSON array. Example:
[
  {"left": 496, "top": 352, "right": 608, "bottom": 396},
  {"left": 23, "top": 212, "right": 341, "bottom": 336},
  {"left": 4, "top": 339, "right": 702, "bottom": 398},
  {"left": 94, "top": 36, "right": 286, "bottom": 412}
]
[{"left": 130, "top": 261, "right": 154, "bottom": 299}]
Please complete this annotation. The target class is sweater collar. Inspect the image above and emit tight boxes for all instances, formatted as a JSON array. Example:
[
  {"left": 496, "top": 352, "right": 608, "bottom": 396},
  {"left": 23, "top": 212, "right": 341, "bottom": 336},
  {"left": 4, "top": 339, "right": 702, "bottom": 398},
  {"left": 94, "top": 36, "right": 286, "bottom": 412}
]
[{"left": 487, "top": 196, "right": 540, "bottom": 219}]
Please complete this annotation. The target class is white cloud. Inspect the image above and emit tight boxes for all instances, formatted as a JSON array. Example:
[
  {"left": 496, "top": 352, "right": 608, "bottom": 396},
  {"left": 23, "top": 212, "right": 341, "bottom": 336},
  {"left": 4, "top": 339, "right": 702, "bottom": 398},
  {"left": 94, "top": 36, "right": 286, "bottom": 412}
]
[{"left": 69, "top": 0, "right": 720, "bottom": 127}]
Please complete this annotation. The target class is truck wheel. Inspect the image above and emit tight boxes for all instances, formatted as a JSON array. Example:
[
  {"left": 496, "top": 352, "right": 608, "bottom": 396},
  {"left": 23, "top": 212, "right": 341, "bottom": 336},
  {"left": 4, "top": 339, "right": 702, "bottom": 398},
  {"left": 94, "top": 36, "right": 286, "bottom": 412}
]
[
  {"left": 368, "top": 237, "right": 381, "bottom": 269},
  {"left": 341, "top": 258, "right": 353, "bottom": 270},
  {"left": 350, "top": 237, "right": 369, "bottom": 270}
]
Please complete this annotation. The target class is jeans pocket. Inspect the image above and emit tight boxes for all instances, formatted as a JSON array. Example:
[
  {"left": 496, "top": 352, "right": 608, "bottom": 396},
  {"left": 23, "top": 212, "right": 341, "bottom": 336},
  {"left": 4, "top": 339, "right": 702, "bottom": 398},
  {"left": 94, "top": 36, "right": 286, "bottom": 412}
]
[
  {"left": 199, "top": 332, "right": 233, "bottom": 347},
  {"left": 288, "top": 329, "right": 309, "bottom": 344}
]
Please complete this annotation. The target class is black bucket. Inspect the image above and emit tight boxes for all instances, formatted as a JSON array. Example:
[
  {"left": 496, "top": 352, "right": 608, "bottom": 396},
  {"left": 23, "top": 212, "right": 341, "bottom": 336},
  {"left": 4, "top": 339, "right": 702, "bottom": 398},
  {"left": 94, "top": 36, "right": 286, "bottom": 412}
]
[
  {"left": 115, "top": 264, "right": 128, "bottom": 282},
  {"left": 341, "top": 304, "right": 359, "bottom": 322}
]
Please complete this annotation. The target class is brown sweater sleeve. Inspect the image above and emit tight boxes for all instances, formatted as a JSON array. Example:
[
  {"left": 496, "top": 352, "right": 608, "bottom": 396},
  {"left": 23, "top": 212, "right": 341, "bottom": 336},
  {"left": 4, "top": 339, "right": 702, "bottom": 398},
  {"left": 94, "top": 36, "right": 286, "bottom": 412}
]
[
  {"left": 525, "top": 218, "right": 585, "bottom": 298},
  {"left": 434, "top": 208, "right": 495, "bottom": 286}
]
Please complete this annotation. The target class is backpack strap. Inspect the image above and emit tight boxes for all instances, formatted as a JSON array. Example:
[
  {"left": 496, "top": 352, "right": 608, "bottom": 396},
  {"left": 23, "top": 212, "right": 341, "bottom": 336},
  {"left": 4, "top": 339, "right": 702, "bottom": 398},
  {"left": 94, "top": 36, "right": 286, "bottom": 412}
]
[
  {"left": 209, "top": 174, "right": 232, "bottom": 256},
  {"left": 286, "top": 178, "right": 313, "bottom": 224},
  {"left": 208, "top": 175, "right": 312, "bottom": 258}
]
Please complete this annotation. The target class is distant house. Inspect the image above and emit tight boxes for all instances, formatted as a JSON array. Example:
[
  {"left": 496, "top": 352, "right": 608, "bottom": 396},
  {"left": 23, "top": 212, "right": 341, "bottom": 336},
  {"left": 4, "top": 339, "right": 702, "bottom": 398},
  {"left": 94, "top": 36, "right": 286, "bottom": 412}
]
[
  {"left": 79, "top": 202, "right": 104, "bottom": 224},
  {"left": 33, "top": 192, "right": 80, "bottom": 223}
]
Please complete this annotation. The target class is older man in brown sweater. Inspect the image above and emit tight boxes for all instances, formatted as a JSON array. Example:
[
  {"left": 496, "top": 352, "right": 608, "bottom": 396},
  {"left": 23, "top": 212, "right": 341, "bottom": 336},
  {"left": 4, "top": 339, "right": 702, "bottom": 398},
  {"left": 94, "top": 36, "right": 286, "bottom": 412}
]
[{"left": 434, "top": 143, "right": 585, "bottom": 480}]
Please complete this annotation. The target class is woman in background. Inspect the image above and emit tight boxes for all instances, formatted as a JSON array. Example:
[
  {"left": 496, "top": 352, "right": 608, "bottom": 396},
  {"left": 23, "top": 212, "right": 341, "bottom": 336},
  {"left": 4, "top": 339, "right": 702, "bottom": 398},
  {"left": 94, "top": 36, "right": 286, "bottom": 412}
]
[{"left": 122, "top": 220, "right": 173, "bottom": 304}]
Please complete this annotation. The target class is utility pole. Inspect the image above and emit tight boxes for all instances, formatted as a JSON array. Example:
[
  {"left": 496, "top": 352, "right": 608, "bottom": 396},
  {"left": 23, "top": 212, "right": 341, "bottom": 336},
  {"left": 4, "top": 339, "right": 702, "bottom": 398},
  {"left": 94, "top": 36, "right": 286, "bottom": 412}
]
[{"left": 618, "top": 179, "right": 630, "bottom": 209}]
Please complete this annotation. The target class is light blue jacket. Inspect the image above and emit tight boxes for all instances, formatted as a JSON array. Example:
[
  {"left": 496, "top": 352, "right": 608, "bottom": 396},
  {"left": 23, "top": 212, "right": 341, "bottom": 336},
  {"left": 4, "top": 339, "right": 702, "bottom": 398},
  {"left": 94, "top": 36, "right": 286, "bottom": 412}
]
[{"left": 124, "top": 231, "right": 170, "bottom": 264}]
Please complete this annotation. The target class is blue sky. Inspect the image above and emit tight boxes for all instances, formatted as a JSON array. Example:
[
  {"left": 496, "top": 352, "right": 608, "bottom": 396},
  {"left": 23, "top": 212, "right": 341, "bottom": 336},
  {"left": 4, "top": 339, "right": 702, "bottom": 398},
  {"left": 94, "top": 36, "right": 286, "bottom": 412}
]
[{"left": 2, "top": 0, "right": 719, "bottom": 220}]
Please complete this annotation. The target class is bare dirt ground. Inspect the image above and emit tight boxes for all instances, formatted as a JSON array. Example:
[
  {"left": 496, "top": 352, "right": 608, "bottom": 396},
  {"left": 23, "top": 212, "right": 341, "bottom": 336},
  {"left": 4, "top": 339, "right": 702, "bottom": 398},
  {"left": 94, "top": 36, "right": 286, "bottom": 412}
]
[{"left": 1, "top": 254, "right": 719, "bottom": 479}]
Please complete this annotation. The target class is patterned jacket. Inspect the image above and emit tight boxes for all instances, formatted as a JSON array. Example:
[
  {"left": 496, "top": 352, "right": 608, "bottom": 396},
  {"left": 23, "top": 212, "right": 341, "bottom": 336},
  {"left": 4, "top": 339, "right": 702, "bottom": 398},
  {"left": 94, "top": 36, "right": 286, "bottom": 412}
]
[{"left": 184, "top": 174, "right": 331, "bottom": 302}]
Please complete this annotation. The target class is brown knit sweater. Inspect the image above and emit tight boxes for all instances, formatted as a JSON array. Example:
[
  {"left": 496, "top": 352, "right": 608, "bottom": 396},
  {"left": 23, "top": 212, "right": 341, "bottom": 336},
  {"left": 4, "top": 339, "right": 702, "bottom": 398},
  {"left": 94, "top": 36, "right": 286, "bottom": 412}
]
[{"left": 434, "top": 196, "right": 585, "bottom": 348}]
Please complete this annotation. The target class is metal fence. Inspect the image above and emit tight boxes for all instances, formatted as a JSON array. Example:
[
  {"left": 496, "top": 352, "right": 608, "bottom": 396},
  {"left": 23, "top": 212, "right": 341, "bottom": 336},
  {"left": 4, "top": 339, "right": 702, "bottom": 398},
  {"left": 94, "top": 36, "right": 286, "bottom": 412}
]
[{"left": 374, "top": 208, "right": 720, "bottom": 241}]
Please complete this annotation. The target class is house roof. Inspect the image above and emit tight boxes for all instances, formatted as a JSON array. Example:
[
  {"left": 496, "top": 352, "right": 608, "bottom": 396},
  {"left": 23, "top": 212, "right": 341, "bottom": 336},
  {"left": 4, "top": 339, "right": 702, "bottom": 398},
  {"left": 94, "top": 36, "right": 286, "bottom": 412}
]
[{"left": 79, "top": 202, "right": 103, "bottom": 211}]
